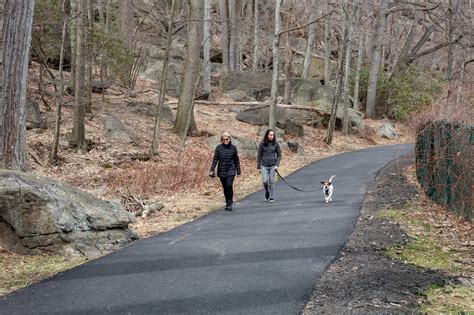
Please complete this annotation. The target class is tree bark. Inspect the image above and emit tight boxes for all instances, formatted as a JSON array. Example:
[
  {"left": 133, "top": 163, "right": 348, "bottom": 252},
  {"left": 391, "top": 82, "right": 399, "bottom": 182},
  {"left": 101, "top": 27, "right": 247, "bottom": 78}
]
[
  {"left": 269, "top": 0, "right": 283, "bottom": 131},
  {"left": 342, "top": 4, "right": 352, "bottom": 136},
  {"left": 203, "top": 0, "right": 211, "bottom": 94},
  {"left": 219, "top": 0, "right": 230, "bottom": 72},
  {"left": 0, "top": 0, "right": 35, "bottom": 171},
  {"left": 0, "top": 0, "right": 4, "bottom": 74},
  {"left": 353, "top": 5, "right": 363, "bottom": 112},
  {"left": 70, "top": 0, "right": 87, "bottom": 149},
  {"left": 50, "top": 0, "right": 68, "bottom": 164},
  {"left": 85, "top": 0, "right": 93, "bottom": 113},
  {"left": 365, "top": 1, "right": 388, "bottom": 118},
  {"left": 323, "top": 15, "right": 331, "bottom": 84},
  {"left": 302, "top": 0, "right": 317, "bottom": 79},
  {"left": 252, "top": 0, "right": 259, "bottom": 71},
  {"left": 173, "top": 0, "right": 203, "bottom": 136},
  {"left": 152, "top": 0, "right": 176, "bottom": 156},
  {"left": 325, "top": 16, "right": 347, "bottom": 145}
]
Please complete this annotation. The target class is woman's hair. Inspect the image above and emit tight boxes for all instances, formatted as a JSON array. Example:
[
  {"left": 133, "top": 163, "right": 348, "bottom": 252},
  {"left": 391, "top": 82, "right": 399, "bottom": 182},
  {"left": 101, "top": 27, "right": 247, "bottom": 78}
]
[
  {"left": 262, "top": 129, "right": 276, "bottom": 144},
  {"left": 220, "top": 131, "right": 232, "bottom": 143}
]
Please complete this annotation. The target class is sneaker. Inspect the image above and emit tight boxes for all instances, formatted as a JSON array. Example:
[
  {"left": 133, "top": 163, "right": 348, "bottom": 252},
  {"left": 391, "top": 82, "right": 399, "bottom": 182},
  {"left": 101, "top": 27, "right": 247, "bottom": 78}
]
[
  {"left": 265, "top": 191, "right": 270, "bottom": 201},
  {"left": 225, "top": 204, "right": 233, "bottom": 211},
  {"left": 269, "top": 198, "right": 274, "bottom": 203}
]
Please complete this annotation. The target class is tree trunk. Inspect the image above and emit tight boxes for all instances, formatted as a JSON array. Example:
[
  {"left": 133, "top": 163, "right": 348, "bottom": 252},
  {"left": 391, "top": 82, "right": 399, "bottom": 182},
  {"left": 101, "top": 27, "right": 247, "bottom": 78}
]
[
  {"left": 446, "top": 0, "right": 455, "bottom": 95},
  {"left": 50, "top": 0, "right": 68, "bottom": 164},
  {"left": 228, "top": 0, "right": 237, "bottom": 71},
  {"left": 0, "top": 0, "right": 4, "bottom": 74},
  {"left": 323, "top": 16, "right": 331, "bottom": 84},
  {"left": 302, "top": 0, "right": 317, "bottom": 79},
  {"left": 353, "top": 5, "right": 363, "bottom": 112},
  {"left": 70, "top": 0, "right": 87, "bottom": 149},
  {"left": 69, "top": 0, "right": 77, "bottom": 95},
  {"left": 0, "top": 0, "right": 35, "bottom": 171},
  {"left": 283, "top": 35, "right": 293, "bottom": 104},
  {"left": 202, "top": 0, "right": 211, "bottom": 94},
  {"left": 269, "top": 0, "right": 282, "bottom": 131},
  {"left": 325, "top": 19, "right": 347, "bottom": 145},
  {"left": 85, "top": 0, "right": 93, "bottom": 113},
  {"left": 120, "top": 0, "right": 134, "bottom": 46},
  {"left": 219, "top": 0, "right": 229, "bottom": 72},
  {"left": 173, "top": 0, "right": 203, "bottom": 136},
  {"left": 152, "top": 0, "right": 176, "bottom": 156},
  {"left": 365, "top": 1, "right": 388, "bottom": 118},
  {"left": 252, "top": 0, "right": 259, "bottom": 71},
  {"left": 342, "top": 5, "right": 352, "bottom": 136}
]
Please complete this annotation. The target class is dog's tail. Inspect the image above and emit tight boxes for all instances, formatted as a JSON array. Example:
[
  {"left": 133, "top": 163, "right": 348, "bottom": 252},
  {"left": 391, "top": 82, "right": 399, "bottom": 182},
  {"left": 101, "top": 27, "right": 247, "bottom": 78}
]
[{"left": 329, "top": 175, "right": 336, "bottom": 182}]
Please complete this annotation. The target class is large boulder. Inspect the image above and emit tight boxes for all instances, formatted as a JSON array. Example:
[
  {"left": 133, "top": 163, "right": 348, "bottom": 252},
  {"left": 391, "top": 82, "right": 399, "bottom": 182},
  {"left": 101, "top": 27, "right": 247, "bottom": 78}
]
[
  {"left": 0, "top": 170, "right": 137, "bottom": 257},
  {"left": 220, "top": 72, "right": 272, "bottom": 101},
  {"left": 126, "top": 101, "right": 174, "bottom": 122},
  {"left": 103, "top": 115, "right": 135, "bottom": 143},
  {"left": 288, "top": 78, "right": 335, "bottom": 105},
  {"left": 26, "top": 99, "right": 44, "bottom": 130},
  {"left": 236, "top": 105, "right": 327, "bottom": 128},
  {"left": 377, "top": 119, "right": 399, "bottom": 139}
]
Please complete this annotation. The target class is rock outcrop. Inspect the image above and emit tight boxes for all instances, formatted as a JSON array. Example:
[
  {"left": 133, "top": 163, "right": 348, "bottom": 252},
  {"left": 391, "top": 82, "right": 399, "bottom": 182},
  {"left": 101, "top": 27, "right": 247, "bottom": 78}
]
[{"left": 0, "top": 170, "right": 137, "bottom": 258}]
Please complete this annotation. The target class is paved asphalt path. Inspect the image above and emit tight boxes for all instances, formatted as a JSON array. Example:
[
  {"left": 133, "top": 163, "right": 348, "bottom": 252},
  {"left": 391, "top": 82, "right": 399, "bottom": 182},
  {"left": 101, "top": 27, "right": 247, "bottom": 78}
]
[{"left": 0, "top": 144, "right": 413, "bottom": 315}]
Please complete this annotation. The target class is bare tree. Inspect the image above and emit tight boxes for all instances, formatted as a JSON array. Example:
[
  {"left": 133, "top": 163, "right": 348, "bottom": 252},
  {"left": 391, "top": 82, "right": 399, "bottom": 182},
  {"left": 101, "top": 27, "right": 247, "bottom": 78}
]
[
  {"left": 203, "top": 0, "right": 211, "bottom": 95},
  {"left": 302, "top": 0, "right": 317, "bottom": 79},
  {"left": 219, "top": 0, "right": 230, "bottom": 72},
  {"left": 252, "top": 0, "right": 259, "bottom": 71},
  {"left": 0, "top": 1, "right": 35, "bottom": 171},
  {"left": 50, "top": 0, "right": 69, "bottom": 164},
  {"left": 85, "top": 0, "right": 93, "bottom": 113},
  {"left": 353, "top": 2, "right": 364, "bottom": 112},
  {"left": 342, "top": 3, "right": 352, "bottom": 136},
  {"left": 269, "top": 0, "right": 283, "bottom": 131},
  {"left": 152, "top": 0, "right": 176, "bottom": 156},
  {"left": 326, "top": 8, "right": 348, "bottom": 145},
  {"left": 365, "top": 0, "right": 388, "bottom": 118},
  {"left": 70, "top": 0, "right": 87, "bottom": 149},
  {"left": 323, "top": 14, "right": 331, "bottom": 84},
  {"left": 173, "top": 0, "right": 203, "bottom": 136},
  {"left": 0, "top": 0, "right": 4, "bottom": 74}
]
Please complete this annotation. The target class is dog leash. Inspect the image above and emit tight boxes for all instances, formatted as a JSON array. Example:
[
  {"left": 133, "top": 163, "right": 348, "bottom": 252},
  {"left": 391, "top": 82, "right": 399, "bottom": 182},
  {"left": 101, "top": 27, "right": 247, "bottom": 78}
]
[{"left": 275, "top": 169, "right": 322, "bottom": 192}]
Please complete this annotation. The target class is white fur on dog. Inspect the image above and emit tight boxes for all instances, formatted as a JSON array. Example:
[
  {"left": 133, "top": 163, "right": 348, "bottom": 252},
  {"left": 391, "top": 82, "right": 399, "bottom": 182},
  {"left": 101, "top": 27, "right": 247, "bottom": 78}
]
[{"left": 321, "top": 175, "right": 335, "bottom": 203}]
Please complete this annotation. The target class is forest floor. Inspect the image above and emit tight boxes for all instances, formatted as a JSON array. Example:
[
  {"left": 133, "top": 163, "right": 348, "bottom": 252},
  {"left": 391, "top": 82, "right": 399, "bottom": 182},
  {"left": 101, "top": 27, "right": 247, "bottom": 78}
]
[{"left": 1, "top": 63, "right": 472, "bottom": 312}]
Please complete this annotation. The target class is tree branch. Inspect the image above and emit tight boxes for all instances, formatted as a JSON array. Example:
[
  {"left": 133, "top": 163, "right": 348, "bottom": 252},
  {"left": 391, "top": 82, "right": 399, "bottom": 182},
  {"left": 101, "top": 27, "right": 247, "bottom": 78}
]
[{"left": 278, "top": 10, "right": 334, "bottom": 36}]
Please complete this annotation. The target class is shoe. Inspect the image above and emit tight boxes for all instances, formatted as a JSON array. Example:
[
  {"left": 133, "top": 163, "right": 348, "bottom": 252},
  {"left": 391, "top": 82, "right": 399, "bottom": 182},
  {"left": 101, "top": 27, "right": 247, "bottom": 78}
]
[
  {"left": 265, "top": 191, "right": 269, "bottom": 201},
  {"left": 269, "top": 199, "right": 274, "bottom": 203},
  {"left": 225, "top": 204, "right": 233, "bottom": 211}
]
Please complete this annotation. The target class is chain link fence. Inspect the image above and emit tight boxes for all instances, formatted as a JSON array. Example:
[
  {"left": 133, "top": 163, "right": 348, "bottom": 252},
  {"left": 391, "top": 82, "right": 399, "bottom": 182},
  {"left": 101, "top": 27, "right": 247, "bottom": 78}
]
[{"left": 416, "top": 120, "right": 473, "bottom": 221}]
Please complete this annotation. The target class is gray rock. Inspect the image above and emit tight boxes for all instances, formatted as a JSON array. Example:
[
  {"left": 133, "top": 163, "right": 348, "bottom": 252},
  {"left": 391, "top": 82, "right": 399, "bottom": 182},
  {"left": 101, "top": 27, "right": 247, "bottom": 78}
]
[
  {"left": 26, "top": 99, "right": 43, "bottom": 130},
  {"left": 377, "top": 121, "right": 398, "bottom": 139},
  {"left": 102, "top": 115, "right": 134, "bottom": 143},
  {"left": 126, "top": 101, "right": 174, "bottom": 122},
  {"left": 0, "top": 170, "right": 137, "bottom": 258}
]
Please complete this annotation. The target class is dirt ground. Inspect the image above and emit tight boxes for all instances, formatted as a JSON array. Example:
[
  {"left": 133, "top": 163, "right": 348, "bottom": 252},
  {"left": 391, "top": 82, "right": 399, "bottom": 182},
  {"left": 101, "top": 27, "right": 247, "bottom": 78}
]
[{"left": 302, "top": 154, "right": 472, "bottom": 313}]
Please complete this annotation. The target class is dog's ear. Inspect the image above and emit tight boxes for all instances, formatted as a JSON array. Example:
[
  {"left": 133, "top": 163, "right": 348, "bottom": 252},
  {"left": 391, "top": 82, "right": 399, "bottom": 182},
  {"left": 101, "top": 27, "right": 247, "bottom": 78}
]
[{"left": 320, "top": 181, "right": 325, "bottom": 185}]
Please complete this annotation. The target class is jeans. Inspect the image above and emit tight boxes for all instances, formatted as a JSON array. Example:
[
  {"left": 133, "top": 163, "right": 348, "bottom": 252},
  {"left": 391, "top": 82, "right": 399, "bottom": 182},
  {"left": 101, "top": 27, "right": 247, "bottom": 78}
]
[
  {"left": 261, "top": 166, "right": 276, "bottom": 199},
  {"left": 219, "top": 175, "right": 235, "bottom": 206}
]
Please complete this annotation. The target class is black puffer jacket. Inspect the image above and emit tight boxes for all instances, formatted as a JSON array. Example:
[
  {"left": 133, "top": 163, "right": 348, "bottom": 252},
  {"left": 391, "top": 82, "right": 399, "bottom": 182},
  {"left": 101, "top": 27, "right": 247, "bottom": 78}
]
[{"left": 210, "top": 142, "right": 241, "bottom": 177}]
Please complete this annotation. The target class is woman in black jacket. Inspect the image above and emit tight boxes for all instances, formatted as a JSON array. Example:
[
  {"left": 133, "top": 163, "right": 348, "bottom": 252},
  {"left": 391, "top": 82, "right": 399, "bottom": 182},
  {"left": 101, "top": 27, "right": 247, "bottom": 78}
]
[
  {"left": 210, "top": 132, "right": 241, "bottom": 211},
  {"left": 257, "top": 129, "right": 281, "bottom": 203}
]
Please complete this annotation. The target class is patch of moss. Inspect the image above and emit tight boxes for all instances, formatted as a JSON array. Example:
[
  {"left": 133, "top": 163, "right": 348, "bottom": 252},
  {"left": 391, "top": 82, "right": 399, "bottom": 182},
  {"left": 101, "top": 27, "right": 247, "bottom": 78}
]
[
  {"left": 387, "top": 237, "right": 452, "bottom": 270},
  {"left": 420, "top": 284, "right": 474, "bottom": 313}
]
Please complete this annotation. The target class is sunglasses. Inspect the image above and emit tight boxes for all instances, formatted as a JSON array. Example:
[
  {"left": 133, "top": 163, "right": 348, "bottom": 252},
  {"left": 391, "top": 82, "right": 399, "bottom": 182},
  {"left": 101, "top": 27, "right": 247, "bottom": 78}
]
[{"left": 222, "top": 138, "right": 230, "bottom": 141}]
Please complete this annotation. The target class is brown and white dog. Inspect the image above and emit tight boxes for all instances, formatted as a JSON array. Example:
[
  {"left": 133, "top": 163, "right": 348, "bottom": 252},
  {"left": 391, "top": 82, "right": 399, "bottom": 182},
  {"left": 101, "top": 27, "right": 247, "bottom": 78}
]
[{"left": 321, "top": 175, "right": 335, "bottom": 203}]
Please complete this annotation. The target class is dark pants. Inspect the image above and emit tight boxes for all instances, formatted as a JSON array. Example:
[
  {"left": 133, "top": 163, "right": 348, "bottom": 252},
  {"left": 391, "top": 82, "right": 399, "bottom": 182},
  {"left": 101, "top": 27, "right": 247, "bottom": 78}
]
[{"left": 219, "top": 175, "right": 235, "bottom": 206}]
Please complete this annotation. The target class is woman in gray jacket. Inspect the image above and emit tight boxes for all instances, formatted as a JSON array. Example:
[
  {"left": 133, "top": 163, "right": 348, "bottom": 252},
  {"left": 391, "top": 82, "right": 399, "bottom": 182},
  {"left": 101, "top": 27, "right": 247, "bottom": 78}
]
[{"left": 257, "top": 129, "right": 281, "bottom": 203}]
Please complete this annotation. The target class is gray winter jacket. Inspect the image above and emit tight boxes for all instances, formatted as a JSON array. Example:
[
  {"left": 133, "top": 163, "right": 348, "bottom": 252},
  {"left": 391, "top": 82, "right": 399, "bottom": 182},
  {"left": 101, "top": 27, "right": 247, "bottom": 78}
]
[{"left": 257, "top": 142, "right": 281, "bottom": 169}]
